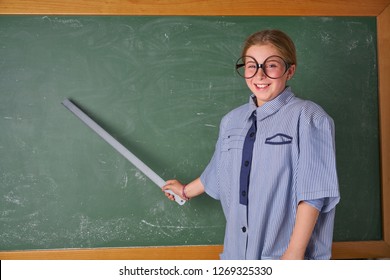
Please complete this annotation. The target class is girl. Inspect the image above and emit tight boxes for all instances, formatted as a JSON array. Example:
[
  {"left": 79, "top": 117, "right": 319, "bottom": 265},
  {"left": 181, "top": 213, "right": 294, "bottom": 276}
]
[{"left": 162, "top": 29, "right": 340, "bottom": 260}]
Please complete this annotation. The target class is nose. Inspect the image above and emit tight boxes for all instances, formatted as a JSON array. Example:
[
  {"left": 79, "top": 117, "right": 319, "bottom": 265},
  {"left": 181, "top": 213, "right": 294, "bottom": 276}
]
[{"left": 256, "top": 66, "right": 267, "bottom": 79}]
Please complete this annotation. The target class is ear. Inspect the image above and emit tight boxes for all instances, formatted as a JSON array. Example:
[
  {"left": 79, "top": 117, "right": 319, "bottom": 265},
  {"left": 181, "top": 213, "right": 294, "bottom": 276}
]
[{"left": 287, "top": 64, "right": 296, "bottom": 80}]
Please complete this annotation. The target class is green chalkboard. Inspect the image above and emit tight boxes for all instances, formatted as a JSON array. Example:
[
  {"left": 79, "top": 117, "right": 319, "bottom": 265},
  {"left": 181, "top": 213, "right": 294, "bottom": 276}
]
[{"left": 0, "top": 16, "right": 381, "bottom": 250}]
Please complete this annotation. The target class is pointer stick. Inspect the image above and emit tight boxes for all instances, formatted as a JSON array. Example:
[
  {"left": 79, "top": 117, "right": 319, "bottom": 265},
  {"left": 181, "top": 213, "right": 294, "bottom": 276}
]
[{"left": 62, "top": 99, "right": 185, "bottom": 205}]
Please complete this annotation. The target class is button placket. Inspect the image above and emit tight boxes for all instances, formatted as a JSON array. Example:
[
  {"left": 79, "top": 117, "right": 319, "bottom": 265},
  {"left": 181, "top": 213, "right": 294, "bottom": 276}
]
[{"left": 239, "top": 111, "right": 257, "bottom": 206}]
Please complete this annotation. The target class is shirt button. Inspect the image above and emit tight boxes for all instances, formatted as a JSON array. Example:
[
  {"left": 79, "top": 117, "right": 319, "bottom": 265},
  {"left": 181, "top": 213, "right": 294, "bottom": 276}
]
[
  {"left": 250, "top": 132, "right": 255, "bottom": 138},
  {"left": 241, "top": 227, "right": 247, "bottom": 233},
  {"left": 244, "top": 161, "right": 249, "bottom": 167}
]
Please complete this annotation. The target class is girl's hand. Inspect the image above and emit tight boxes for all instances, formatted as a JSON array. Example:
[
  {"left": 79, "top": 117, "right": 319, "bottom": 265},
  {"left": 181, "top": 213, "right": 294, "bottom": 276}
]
[{"left": 162, "top": 179, "right": 185, "bottom": 201}]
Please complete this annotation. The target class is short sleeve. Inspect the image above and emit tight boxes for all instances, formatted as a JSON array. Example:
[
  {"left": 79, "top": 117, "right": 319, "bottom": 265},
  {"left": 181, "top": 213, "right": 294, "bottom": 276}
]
[
  {"left": 304, "top": 198, "right": 325, "bottom": 211},
  {"left": 200, "top": 115, "right": 228, "bottom": 200},
  {"left": 296, "top": 111, "right": 340, "bottom": 213}
]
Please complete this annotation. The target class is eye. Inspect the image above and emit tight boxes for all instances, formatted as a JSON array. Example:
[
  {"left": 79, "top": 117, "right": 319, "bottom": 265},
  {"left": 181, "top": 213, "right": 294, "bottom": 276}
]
[
  {"left": 265, "top": 61, "right": 282, "bottom": 69},
  {"left": 246, "top": 62, "right": 257, "bottom": 69}
]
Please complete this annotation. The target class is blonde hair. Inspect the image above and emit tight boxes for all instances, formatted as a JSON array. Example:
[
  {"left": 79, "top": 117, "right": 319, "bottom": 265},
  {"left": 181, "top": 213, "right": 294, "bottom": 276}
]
[{"left": 241, "top": 30, "right": 297, "bottom": 66}]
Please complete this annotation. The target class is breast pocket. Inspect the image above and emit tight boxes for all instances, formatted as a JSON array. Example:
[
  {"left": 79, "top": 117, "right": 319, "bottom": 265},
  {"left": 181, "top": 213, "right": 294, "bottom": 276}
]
[
  {"left": 262, "top": 133, "right": 294, "bottom": 172},
  {"left": 265, "top": 133, "right": 293, "bottom": 145}
]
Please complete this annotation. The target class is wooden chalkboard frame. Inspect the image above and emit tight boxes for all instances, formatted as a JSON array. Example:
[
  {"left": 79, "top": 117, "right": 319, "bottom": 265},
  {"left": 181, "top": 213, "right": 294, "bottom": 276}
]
[{"left": 0, "top": 0, "right": 389, "bottom": 259}]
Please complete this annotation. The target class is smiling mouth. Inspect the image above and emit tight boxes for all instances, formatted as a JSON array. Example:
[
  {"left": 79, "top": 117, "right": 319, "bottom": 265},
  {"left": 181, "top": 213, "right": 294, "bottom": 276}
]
[{"left": 254, "top": 83, "right": 270, "bottom": 89}]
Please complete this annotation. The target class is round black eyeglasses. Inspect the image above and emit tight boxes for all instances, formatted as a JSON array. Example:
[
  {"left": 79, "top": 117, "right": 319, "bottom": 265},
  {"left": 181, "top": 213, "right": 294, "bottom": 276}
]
[{"left": 235, "top": 55, "right": 291, "bottom": 79}]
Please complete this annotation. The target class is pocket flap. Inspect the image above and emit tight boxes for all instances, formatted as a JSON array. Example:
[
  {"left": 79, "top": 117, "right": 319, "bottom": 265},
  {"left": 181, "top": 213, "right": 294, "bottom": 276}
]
[{"left": 265, "top": 133, "right": 293, "bottom": 145}]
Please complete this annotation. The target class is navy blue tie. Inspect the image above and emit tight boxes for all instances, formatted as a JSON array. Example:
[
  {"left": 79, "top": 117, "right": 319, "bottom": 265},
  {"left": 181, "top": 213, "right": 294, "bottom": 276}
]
[{"left": 239, "top": 110, "right": 257, "bottom": 206}]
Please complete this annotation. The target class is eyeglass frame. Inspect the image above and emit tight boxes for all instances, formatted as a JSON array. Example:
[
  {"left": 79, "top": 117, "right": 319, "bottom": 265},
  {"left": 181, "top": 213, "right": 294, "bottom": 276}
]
[{"left": 235, "top": 55, "right": 292, "bottom": 79}]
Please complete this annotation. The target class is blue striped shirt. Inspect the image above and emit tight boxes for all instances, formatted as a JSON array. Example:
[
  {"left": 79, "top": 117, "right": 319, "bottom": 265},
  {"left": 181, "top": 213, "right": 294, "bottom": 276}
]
[{"left": 200, "top": 87, "right": 340, "bottom": 260}]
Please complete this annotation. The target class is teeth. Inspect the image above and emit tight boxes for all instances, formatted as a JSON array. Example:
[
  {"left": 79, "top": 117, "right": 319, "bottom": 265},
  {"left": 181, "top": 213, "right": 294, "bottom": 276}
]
[{"left": 256, "top": 84, "right": 269, "bottom": 88}]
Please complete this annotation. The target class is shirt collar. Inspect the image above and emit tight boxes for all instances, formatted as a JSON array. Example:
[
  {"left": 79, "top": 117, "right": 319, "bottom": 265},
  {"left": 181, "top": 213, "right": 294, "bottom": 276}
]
[{"left": 248, "top": 87, "right": 295, "bottom": 121}]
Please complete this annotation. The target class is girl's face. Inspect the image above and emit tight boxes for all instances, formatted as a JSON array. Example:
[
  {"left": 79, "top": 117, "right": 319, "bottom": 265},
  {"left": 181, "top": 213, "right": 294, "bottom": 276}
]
[{"left": 244, "top": 44, "right": 296, "bottom": 106}]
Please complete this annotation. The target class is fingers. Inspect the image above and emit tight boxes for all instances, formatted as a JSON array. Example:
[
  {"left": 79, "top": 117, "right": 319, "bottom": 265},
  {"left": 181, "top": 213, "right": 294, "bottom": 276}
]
[
  {"left": 162, "top": 179, "right": 183, "bottom": 202},
  {"left": 164, "top": 192, "right": 176, "bottom": 201},
  {"left": 163, "top": 179, "right": 179, "bottom": 188},
  {"left": 162, "top": 179, "right": 180, "bottom": 191},
  {"left": 165, "top": 179, "right": 178, "bottom": 184}
]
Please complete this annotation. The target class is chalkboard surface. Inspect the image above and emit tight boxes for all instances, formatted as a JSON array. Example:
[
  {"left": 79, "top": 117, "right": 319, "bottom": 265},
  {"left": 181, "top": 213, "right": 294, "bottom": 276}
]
[{"left": 0, "top": 16, "right": 380, "bottom": 250}]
